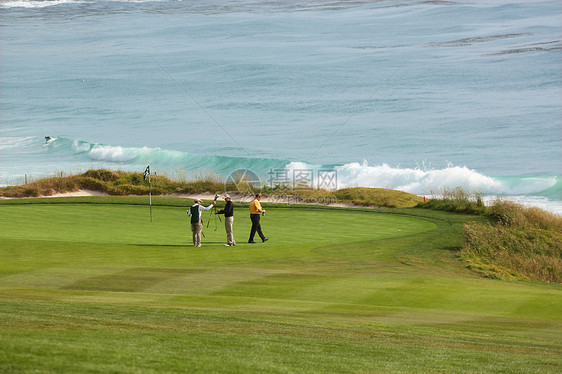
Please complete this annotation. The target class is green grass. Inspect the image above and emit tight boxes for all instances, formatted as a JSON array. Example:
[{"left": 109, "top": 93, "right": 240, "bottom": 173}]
[{"left": 0, "top": 197, "right": 561, "bottom": 373}]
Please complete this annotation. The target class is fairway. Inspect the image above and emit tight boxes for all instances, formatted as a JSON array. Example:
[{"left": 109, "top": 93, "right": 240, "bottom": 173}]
[{"left": 0, "top": 198, "right": 560, "bottom": 373}]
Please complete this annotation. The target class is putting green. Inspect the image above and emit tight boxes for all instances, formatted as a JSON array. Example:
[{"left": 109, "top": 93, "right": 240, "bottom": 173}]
[{"left": 0, "top": 203, "right": 436, "bottom": 246}]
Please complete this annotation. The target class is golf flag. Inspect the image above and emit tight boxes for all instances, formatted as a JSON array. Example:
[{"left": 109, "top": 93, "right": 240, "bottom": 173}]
[{"left": 143, "top": 165, "right": 152, "bottom": 222}]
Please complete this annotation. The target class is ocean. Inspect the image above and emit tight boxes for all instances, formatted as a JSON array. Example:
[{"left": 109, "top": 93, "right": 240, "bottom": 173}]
[{"left": 1, "top": 0, "right": 560, "bottom": 213}]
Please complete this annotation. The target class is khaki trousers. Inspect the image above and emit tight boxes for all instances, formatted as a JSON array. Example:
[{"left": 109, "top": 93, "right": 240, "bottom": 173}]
[
  {"left": 225, "top": 216, "right": 235, "bottom": 245},
  {"left": 191, "top": 221, "right": 203, "bottom": 246}
]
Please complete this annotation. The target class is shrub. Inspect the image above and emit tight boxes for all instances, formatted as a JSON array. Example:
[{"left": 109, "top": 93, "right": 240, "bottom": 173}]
[
  {"left": 83, "top": 169, "right": 118, "bottom": 182},
  {"left": 108, "top": 184, "right": 153, "bottom": 196},
  {"left": 76, "top": 177, "right": 109, "bottom": 192},
  {"left": 488, "top": 198, "right": 562, "bottom": 231},
  {"left": 22, "top": 186, "right": 41, "bottom": 198},
  {"left": 418, "top": 187, "right": 486, "bottom": 215}
]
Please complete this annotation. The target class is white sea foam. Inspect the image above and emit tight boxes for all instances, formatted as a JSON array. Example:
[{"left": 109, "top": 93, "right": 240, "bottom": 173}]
[
  {"left": 88, "top": 145, "right": 136, "bottom": 162},
  {"left": 285, "top": 161, "right": 557, "bottom": 197},
  {"left": 81, "top": 143, "right": 185, "bottom": 163},
  {"left": 0, "top": 0, "right": 168, "bottom": 8},
  {"left": 284, "top": 160, "right": 561, "bottom": 214},
  {"left": 0, "top": 0, "right": 86, "bottom": 9},
  {"left": 72, "top": 139, "right": 92, "bottom": 154}
]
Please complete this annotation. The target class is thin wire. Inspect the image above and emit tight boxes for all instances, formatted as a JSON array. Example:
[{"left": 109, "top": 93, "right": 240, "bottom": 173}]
[
  {"left": 309, "top": 56, "right": 413, "bottom": 159},
  {"left": 150, "top": 53, "right": 413, "bottom": 314},
  {"left": 150, "top": 55, "right": 253, "bottom": 157}
]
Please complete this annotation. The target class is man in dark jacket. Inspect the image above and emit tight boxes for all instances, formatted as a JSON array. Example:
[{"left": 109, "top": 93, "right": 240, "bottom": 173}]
[{"left": 216, "top": 194, "right": 236, "bottom": 246}]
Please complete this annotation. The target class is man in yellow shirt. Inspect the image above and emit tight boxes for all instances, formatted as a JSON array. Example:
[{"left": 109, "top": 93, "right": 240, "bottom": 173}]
[{"left": 248, "top": 193, "right": 269, "bottom": 243}]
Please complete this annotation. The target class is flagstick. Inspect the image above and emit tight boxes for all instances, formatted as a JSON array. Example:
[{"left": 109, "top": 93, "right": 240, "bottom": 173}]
[
  {"left": 144, "top": 165, "right": 152, "bottom": 223},
  {"left": 149, "top": 172, "right": 152, "bottom": 222}
]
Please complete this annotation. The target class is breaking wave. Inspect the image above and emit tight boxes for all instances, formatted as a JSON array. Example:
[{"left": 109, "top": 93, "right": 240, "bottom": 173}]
[
  {"left": 39, "top": 137, "right": 560, "bottom": 199},
  {"left": 3, "top": 136, "right": 560, "bottom": 213},
  {"left": 43, "top": 137, "right": 289, "bottom": 176},
  {"left": 290, "top": 161, "right": 558, "bottom": 196}
]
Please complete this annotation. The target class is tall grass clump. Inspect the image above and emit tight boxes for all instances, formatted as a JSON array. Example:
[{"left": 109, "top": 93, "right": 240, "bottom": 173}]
[
  {"left": 418, "top": 187, "right": 487, "bottom": 215},
  {"left": 488, "top": 198, "right": 562, "bottom": 231},
  {"left": 461, "top": 198, "right": 562, "bottom": 283}
]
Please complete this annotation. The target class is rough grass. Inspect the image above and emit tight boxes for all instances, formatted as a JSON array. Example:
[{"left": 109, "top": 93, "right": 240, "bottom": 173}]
[
  {"left": 462, "top": 224, "right": 562, "bottom": 282},
  {"left": 461, "top": 198, "right": 562, "bottom": 283},
  {"left": 417, "top": 189, "right": 562, "bottom": 283},
  {"left": 488, "top": 198, "right": 562, "bottom": 231}
]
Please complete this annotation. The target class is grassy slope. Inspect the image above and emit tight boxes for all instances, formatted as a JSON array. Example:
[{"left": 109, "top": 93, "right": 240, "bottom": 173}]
[{"left": 0, "top": 197, "right": 560, "bottom": 373}]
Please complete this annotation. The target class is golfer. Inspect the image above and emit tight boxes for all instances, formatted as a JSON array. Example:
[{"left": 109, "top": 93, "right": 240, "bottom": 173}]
[
  {"left": 216, "top": 194, "right": 236, "bottom": 246},
  {"left": 248, "top": 193, "right": 269, "bottom": 243},
  {"left": 187, "top": 198, "right": 215, "bottom": 247}
]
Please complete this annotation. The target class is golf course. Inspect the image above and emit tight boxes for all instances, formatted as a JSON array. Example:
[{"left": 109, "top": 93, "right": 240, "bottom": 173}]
[{"left": 0, "top": 196, "right": 560, "bottom": 373}]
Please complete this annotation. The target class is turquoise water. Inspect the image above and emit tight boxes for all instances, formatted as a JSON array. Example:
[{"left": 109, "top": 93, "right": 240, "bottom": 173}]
[{"left": 1, "top": 0, "right": 560, "bottom": 212}]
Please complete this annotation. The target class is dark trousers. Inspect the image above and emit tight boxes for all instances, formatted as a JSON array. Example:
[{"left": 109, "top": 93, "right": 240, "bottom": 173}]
[{"left": 249, "top": 214, "right": 265, "bottom": 241}]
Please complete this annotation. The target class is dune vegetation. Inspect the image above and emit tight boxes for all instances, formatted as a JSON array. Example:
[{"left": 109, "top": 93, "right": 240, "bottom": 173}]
[
  {"left": 0, "top": 169, "right": 424, "bottom": 208},
  {"left": 461, "top": 199, "right": 562, "bottom": 283},
  {"left": 0, "top": 169, "right": 226, "bottom": 198},
  {"left": 416, "top": 188, "right": 562, "bottom": 283}
]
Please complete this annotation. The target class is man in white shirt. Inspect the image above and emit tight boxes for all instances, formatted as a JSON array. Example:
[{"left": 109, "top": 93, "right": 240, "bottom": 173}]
[{"left": 187, "top": 198, "right": 215, "bottom": 247}]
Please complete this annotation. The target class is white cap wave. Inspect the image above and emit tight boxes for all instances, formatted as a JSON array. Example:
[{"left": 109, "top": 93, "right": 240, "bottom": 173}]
[{"left": 285, "top": 161, "right": 556, "bottom": 196}]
